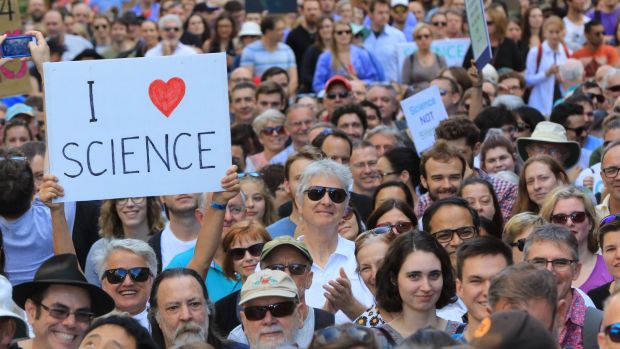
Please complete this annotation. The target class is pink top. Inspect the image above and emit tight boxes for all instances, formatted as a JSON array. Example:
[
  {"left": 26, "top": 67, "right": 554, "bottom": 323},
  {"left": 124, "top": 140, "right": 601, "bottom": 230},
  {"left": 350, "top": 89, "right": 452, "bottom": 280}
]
[{"left": 579, "top": 254, "right": 613, "bottom": 293}]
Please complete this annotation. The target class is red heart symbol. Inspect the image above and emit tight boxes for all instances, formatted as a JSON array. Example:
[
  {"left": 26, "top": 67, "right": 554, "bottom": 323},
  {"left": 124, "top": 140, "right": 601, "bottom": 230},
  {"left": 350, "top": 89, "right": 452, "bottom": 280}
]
[{"left": 148, "top": 77, "right": 186, "bottom": 117}]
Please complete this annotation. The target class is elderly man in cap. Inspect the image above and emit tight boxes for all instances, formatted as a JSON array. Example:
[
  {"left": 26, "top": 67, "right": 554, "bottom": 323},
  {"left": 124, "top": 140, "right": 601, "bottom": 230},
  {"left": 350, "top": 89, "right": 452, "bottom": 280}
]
[
  {"left": 516, "top": 121, "right": 582, "bottom": 171},
  {"left": 322, "top": 76, "right": 354, "bottom": 118},
  {"left": 13, "top": 254, "right": 114, "bottom": 349},
  {"left": 239, "top": 270, "right": 304, "bottom": 349},
  {"left": 225, "top": 237, "right": 334, "bottom": 347}
]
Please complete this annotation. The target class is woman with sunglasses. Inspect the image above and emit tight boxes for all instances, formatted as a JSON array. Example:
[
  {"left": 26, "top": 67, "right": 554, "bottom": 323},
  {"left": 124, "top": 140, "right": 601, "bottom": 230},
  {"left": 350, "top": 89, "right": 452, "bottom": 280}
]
[
  {"left": 458, "top": 177, "right": 504, "bottom": 234},
  {"left": 240, "top": 175, "right": 277, "bottom": 227},
  {"left": 354, "top": 229, "right": 398, "bottom": 328},
  {"left": 512, "top": 155, "right": 569, "bottom": 215},
  {"left": 374, "top": 231, "right": 464, "bottom": 344},
  {"left": 502, "top": 212, "right": 545, "bottom": 262},
  {"left": 401, "top": 23, "right": 447, "bottom": 91},
  {"left": 246, "top": 110, "right": 287, "bottom": 172},
  {"left": 366, "top": 199, "right": 417, "bottom": 235},
  {"left": 588, "top": 215, "right": 620, "bottom": 309},
  {"left": 540, "top": 186, "right": 612, "bottom": 293},
  {"left": 84, "top": 196, "right": 164, "bottom": 286},
  {"left": 296, "top": 159, "right": 374, "bottom": 324},
  {"left": 312, "top": 20, "right": 380, "bottom": 93},
  {"left": 93, "top": 239, "right": 157, "bottom": 330}
]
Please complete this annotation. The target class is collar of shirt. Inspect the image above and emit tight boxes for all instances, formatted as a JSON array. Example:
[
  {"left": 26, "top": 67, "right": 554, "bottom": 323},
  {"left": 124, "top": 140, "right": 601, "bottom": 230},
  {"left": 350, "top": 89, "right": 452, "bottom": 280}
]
[{"left": 565, "top": 288, "right": 587, "bottom": 327}]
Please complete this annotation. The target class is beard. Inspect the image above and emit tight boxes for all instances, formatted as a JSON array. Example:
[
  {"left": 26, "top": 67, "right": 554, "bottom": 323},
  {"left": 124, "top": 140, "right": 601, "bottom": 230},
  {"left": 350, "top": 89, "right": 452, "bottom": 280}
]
[
  {"left": 249, "top": 324, "right": 298, "bottom": 349},
  {"left": 172, "top": 321, "right": 208, "bottom": 347}
]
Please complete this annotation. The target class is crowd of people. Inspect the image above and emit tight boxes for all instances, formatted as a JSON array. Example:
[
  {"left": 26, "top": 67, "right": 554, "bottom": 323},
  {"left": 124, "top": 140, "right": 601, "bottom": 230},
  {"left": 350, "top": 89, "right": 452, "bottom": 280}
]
[{"left": 5, "top": 0, "right": 620, "bottom": 348}]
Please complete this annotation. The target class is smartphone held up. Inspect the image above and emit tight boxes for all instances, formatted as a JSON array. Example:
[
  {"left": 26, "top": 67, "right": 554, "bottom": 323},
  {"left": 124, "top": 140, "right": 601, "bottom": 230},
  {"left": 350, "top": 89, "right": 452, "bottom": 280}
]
[{"left": 1, "top": 35, "right": 36, "bottom": 58}]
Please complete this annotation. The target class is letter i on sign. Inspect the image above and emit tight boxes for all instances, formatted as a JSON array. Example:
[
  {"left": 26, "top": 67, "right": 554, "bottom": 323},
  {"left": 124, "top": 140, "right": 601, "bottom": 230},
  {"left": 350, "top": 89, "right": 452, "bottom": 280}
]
[{"left": 88, "top": 81, "right": 97, "bottom": 122}]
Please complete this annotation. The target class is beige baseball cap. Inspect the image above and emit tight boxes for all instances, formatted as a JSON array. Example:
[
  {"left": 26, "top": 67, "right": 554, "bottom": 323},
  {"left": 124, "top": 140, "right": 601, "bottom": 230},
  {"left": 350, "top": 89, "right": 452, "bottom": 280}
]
[
  {"left": 260, "top": 236, "right": 313, "bottom": 264},
  {"left": 239, "top": 270, "right": 299, "bottom": 305}
]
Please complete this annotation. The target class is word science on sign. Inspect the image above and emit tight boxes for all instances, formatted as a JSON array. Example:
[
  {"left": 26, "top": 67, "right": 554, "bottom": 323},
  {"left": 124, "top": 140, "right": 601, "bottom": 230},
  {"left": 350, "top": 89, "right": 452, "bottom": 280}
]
[{"left": 44, "top": 53, "right": 231, "bottom": 202}]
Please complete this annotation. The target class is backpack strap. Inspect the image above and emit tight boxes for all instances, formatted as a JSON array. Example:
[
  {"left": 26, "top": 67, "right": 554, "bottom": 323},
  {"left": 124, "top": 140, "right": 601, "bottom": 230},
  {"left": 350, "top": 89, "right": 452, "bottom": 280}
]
[{"left": 583, "top": 306, "right": 603, "bottom": 349}]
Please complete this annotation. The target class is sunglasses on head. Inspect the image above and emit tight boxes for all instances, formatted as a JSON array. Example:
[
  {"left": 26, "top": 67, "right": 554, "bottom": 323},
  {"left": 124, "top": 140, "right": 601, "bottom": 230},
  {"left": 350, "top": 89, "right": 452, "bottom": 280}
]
[
  {"left": 600, "top": 214, "right": 620, "bottom": 227},
  {"left": 237, "top": 172, "right": 261, "bottom": 178},
  {"left": 243, "top": 301, "right": 297, "bottom": 321},
  {"left": 102, "top": 267, "right": 151, "bottom": 284},
  {"left": 261, "top": 125, "right": 286, "bottom": 136},
  {"left": 229, "top": 243, "right": 265, "bottom": 260},
  {"left": 265, "top": 263, "right": 309, "bottom": 275},
  {"left": 605, "top": 323, "right": 620, "bottom": 343},
  {"left": 376, "top": 221, "right": 414, "bottom": 234},
  {"left": 510, "top": 238, "right": 526, "bottom": 252},
  {"left": 304, "top": 186, "right": 348, "bottom": 203},
  {"left": 326, "top": 91, "right": 349, "bottom": 100},
  {"left": 550, "top": 211, "right": 587, "bottom": 225}
]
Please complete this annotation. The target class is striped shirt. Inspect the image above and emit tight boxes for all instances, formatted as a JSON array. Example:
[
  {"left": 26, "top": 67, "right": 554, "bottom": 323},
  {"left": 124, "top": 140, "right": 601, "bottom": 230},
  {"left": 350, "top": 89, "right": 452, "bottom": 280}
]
[{"left": 240, "top": 41, "right": 296, "bottom": 77}]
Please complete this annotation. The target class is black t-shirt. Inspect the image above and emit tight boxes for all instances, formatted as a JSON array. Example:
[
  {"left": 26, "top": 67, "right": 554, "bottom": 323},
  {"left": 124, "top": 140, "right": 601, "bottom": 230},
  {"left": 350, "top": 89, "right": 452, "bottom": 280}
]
[
  {"left": 463, "top": 38, "right": 525, "bottom": 72},
  {"left": 286, "top": 25, "right": 316, "bottom": 70}
]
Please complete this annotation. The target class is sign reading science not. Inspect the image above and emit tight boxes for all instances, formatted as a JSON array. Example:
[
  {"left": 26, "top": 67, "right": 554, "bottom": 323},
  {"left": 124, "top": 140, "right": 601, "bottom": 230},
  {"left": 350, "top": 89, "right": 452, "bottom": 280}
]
[{"left": 44, "top": 53, "right": 231, "bottom": 202}]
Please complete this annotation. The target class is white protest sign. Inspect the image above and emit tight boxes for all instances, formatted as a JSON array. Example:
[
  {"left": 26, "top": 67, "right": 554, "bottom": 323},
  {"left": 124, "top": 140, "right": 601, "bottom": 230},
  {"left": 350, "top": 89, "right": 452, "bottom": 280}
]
[
  {"left": 465, "top": 0, "right": 492, "bottom": 70},
  {"left": 400, "top": 85, "right": 449, "bottom": 155},
  {"left": 397, "top": 39, "right": 471, "bottom": 75},
  {"left": 44, "top": 53, "right": 231, "bottom": 202}
]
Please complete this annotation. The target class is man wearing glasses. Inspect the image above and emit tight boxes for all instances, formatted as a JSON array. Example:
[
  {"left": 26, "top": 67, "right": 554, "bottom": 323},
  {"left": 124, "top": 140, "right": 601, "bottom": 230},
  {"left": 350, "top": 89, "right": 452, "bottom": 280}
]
[
  {"left": 598, "top": 140, "right": 620, "bottom": 217},
  {"left": 239, "top": 270, "right": 304, "bottom": 349},
  {"left": 14, "top": 254, "right": 114, "bottom": 349},
  {"left": 322, "top": 76, "right": 354, "bottom": 118},
  {"left": 523, "top": 224, "right": 596, "bottom": 349},
  {"left": 145, "top": 14, "right": 197, "bottom": 57}
]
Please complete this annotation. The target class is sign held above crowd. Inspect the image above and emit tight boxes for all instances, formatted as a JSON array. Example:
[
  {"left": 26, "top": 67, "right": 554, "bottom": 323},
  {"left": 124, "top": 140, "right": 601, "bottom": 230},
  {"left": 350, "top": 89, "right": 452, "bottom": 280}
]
[
  {"left": 400, "top": 85, "right": 449, "bottom": 155},
  {"left": 465, "top": 0, "right": 493, "bottom": 70},
  {"left": 44, "top": 53, "right": 232, "bottom": 202}
]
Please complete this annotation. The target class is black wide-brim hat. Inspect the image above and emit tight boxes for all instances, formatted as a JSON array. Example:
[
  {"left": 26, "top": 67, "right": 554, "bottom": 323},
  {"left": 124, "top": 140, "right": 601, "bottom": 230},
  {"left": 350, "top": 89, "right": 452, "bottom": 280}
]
[{"left": 13, "top": 254, "right": 115, "bottom": 317}]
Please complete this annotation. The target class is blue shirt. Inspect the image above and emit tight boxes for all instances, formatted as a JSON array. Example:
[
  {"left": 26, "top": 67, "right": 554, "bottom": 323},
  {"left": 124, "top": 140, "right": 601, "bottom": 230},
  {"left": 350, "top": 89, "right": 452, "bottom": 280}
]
[
  {"left": 363, "top": 24, "right": 407, "bottom": 83},
  {"left": 266, "top": 217, "right": 297, "bottom": 238},
  {"left": 240, "top": 41, "right": 296, "bottom": 77},
  {"left": 167, "top": 247, "right": 241, "bottom": 302},
  {"left": 312, "top": 45, "right": 381, "bottom": 92}
]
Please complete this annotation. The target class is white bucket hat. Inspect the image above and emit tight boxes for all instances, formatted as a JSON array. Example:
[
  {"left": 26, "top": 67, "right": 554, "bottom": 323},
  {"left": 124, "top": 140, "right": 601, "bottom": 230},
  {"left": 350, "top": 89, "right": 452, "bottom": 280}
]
[
  {"left": 516, "top": 121, "right": 581, "bottom": 168},
  {"left": 0, "top": 275, "right": 27, "bottom": 340},
  {"left": 238, "top": 22, "right": 262, "bottom": 38}
]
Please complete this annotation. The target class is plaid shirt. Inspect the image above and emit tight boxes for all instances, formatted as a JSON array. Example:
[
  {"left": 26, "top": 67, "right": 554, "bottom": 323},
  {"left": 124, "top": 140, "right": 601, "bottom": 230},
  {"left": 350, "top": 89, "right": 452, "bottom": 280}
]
[
  {"left": 559, "top": 289, "right": 586, "bottom": 349},
  {"left": 416, "top": 168, "right": 517, "bottom": 222}
]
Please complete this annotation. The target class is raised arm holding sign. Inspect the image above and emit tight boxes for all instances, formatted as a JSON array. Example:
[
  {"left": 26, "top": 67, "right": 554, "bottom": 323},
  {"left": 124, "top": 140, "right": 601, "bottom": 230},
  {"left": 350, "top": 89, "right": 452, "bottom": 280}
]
[{"left": 464, "top": 0, "right": 492, "bottom": 70}]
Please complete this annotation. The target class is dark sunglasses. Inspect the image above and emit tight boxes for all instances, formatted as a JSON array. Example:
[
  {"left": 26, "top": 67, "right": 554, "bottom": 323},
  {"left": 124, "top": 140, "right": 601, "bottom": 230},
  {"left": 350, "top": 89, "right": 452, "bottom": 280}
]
[
  {"left": 243, "top": 301, "right": 296, "bottom": 321},
  {"left": 566, "top": 125, "right": 587, "bottom": 136},
  {"left": 608, "top": 85, "right": 620, "bottom": 92},
  {"left": 415, "top": 34, "right": 431, "bottom": 40},
  {"left": 261, "top": 125, "right": 286, "bottom": 136},
  {"left": 433, "top": 21, "right": 447, "bottom": 26},
  {"left": 94, "top": 25, "right": 108, "bottom": 30},
  {"left": 393, "top": 5, "right": 407, "bottom": 13},
  {"left": 510, "top": 238, "right": 526, "bottom": 252},
  {"left": 265, "top": 263, "right": 309, "bottom": 275},
  {"left": 102, "top": 267, "right": 151, "bottom": 284},
  {"left": 163, "top": 27, "right": 180, "bottom": 32},
  {"left": 376, "top": 221, "right": 414, "bottom": 234},
  {"left": 335, "top": 30, "right": 352, "bottom": 35},
  {"left": 605, "top": 323, "right": 620, "bottom": 342},
  {"left": 304, "top": 186, "right": 348, "bottom": 203},
  {"left": 586, "top": 92, "right": 605, "bottom": 103},
  {"left": 550, "top": 211, "right": 587, "bottom": 225},
  {"left": 229, "top": 243, "right": 265, "bottom": 260},
  {"left": 326, "top": 91, "right": 349, "bottom": 100}
]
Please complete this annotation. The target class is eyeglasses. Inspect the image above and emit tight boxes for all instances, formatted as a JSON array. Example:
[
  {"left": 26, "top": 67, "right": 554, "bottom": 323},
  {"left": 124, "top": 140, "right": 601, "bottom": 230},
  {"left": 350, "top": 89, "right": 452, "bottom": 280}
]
[
  {"left": 94, "top": 25, "right": 108, "bottom": 30},
  {"left": 335, "top": 30, "right": 352, "bottom": 35},
  {"left": 102, "top": 267, "right": 152, "bottom": 284},
  {"left": 243, "top": 301, "right": 297, "bottom": 321},
  {"left": 415, "top": 34, "right": 431, "bottom": 40},
  {"left": 565, "top": 125, "right": 587, "bottom": 136},
  {"left": 0, "top": 156, "right": 26, "bottom": 161},
  {"left": 116, "top": 197, "right": 146, "bottom": 206},
  {"left": 432, "top": 226, "right": 477, "bottom": 243},
  {"left": 510, "top": 238, "right": 526, "bottom": 252},
  {"left": 265, "top": 263, "right": 309, "bottom": 275},
  {"left": 314, "top": 325, "right": 375, "bottom": 346},
  {"left": 433, "top": 21, "right": 447, "bottom": 26},
  {"left": 304, "top": 186, "right": 348, "bottom": 204},
  {"left": 229, "top": 243, "right": 265, "bottom": 260},
  {"left": 527, "top": 258, "right": 577, "bottom": 271},
  {"left": 163, "top": 27, "right": 180, "bottom": 32},
  {"left": 326, "top": 91, "right": 349, "bottom": 100},
  {"left": 378, "top": 171, "right": 397, "bottom": 179},
  {"left": 549, "top": 211, "right": 587, "bottom": 225},
  {"left": 261, "top": 125, "right": 286, "bottom": 136},
  {"left": 608, "top": 85, "right": 620, "bottom": 92},
  {"left": 37, "top": 302, "right": 94, "bottom": 324},
  {"left": 586, "top": 92, "right": 605, "bottom": 103},
  {"left": 602, "top": 166, "right": 620, "bottom": 178},
  {"left": 237, "top": 172, "right": 261, "bottom": 178},
  {"left": 376, "top": 221, "right": 414, "bottom": 234},
  {"left": 517, "top": 122, "right": 530, "bottom": 132},
  {"left": 604, "top": 323, "right": 620, "bottom": 342}
]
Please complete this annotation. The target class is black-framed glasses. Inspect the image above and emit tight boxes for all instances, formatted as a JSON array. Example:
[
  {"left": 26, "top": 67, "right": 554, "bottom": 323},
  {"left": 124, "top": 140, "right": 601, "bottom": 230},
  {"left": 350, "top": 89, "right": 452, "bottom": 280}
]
[
  {"left": 509, "top": 238, "right": 526, "bottom": 252},
  {"left": 163, "top": 27, "right": 180, "bottom": 32},
  {"left": 265, "top": 263, "right": 309, "bottom": 275},
  {"left": 605, "top": 323, "right": 620, "bottom": 343},
  {"left": 527, "top": 258, "right": 577, "bottom": 271},
  {"left": 602, "top": 166, "right": 620, "bottom": 178},
  {"left": 116, "top": 197, "right": 146, "bottom": 206},
  {"left": 237, "top": 172, "right": 261, "bottom": 178},
  {"left": 229, "top": 243, "right": 265, "bottom": 260},
  {"left": 432, "top": 21, "right": 447, "bottom": 26},
  {"left": 335, "top": 30, "right": 352, "bottom": 35},
  {"left": 243, "top": 301, "right": 297, "bottom": 321},
  {"left": 37, "top": 302, "right": 94, "bottom": 324},
  {"left": 102, "top": 267, "right": 152, "bottom": 284},
  {"left": 326, "top": 91, "right": 349, "bottom": 100},
  {"left": 376, "top": 221, "right": 414, "bottom": 234},
  {"left": 261, "top": 125, "right": 286, "bottom": 136},
  {"left": 304, "top": 186, "right": 348, "bottom": 204},
  {"left": 550, "top": 211, "right": 587, "bottom": 225},
  {"left": 585, "top": 92, "right": 605, "bottom": 103},
  {"left": 93, "top": 25, "right": 108, "bottom": 30},
  {"left": 314, "top": 324, "right": 375, "bottom": 346},
  {"left": 432, "top": 226, "right": 477, "bottom": 243}
]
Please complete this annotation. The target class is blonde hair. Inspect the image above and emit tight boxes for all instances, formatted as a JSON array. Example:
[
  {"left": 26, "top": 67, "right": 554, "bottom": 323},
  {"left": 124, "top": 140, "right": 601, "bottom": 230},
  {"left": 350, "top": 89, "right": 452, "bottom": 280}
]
[
  {"left": 99, "top": 197, "right": 165, "bottom": 238},
  {"left": 542, "top": 15, "right": 564, "bottom": 33},
  {"left": 240, "top": 176, "right": 278, "bottom": 226},
  {"left": 502, "top": 212, "right": 546, "bottom": 246},
  {"left": 412, "top": 23, "right": 432, "bottom": 39},
  {"left": 330, "top": 20, "right": 353, "bottom": 71}
]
